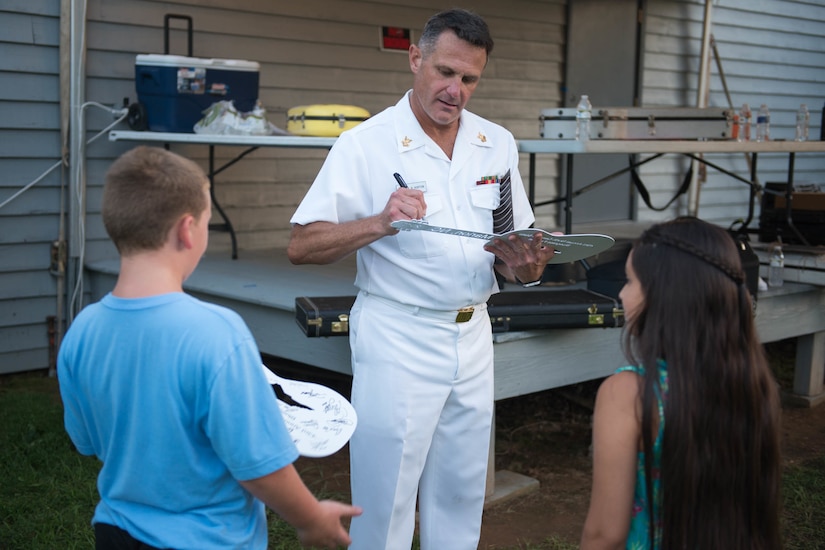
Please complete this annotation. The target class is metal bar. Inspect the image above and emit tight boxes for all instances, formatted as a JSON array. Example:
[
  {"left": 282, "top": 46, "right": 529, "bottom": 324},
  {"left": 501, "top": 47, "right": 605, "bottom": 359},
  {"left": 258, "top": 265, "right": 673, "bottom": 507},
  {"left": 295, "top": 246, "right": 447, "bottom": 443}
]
[
  {"left": 207, "top": 145, "right": 239, "bottom": 259},
  {"left": 211, "top": 146, "right": 260, "bottom": 177},
  {"left": 564, "top": 154, "right": 573, "bottom": 234},
  {"left": 784, "top": 152, "right": 810, "bottom": 246},
  {"left": 682, "top": 153, "right": 760, "bottom": 190}
]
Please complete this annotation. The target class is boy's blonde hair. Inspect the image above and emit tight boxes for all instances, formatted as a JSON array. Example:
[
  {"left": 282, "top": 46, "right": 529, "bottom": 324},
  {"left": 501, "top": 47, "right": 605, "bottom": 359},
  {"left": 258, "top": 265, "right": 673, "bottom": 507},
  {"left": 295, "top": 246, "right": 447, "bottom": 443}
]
[{"left": 102, "top": 146, "right": 208, "bottom": 255}]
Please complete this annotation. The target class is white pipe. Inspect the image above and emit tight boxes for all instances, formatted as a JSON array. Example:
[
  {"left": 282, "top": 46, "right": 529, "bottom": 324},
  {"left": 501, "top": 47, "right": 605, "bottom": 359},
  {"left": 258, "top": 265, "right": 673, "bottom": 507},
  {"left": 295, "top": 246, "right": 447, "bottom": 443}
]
[
  {"left": 687, "top": 0, "right": 714, "bottom": 216},
  {"left": 68, "top": 0, "right": 88, "bottom": 323}
]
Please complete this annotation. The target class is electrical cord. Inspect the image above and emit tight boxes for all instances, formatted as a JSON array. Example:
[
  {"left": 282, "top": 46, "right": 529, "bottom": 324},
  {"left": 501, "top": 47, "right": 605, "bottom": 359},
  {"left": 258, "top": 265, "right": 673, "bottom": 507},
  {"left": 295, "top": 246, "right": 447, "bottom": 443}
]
[
  {"left": 0, "top": 102, "right": 128, "bottom": 210},
  {"left": 67, "top": 103, "right": 130, "bottom": 320},
  {"left": 2, "top": 101, "right": 129, "bottom": 324}
]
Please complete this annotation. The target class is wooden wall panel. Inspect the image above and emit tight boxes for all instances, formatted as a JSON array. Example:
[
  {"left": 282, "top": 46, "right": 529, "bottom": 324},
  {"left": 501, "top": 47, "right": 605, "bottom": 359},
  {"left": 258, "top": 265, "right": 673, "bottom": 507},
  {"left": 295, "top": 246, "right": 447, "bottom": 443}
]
[{"left": 77, "top": 0, "right": 567, "bottom": 264}]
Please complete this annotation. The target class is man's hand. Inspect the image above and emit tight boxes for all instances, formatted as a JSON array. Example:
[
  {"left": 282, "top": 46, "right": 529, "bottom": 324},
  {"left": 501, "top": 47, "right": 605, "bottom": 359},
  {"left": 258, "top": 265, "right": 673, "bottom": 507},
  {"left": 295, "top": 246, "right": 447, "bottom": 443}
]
[
  {"left": 485, "top": 231, "right": 556, "bottom": 284},
  {"left": 287, "top": 188, "right": 427, "bottom": 265},
  {"left": 381, "top": 188, "right": 427, "bottom": 232}
]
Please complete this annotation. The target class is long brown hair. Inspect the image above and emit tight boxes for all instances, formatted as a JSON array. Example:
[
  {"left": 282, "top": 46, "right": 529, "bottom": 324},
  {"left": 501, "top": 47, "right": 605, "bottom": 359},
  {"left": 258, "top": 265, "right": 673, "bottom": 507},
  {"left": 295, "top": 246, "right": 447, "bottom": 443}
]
[{"left": 623, "top": 217, "right": 781, "bottom": 549}]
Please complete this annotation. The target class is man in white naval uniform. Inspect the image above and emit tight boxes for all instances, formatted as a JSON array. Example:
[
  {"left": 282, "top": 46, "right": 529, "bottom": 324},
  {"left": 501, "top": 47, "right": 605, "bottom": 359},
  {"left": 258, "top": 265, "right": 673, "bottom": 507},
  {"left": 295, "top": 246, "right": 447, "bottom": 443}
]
[{"left": 288, "top": 9, "right": 556, "bottom": 550}]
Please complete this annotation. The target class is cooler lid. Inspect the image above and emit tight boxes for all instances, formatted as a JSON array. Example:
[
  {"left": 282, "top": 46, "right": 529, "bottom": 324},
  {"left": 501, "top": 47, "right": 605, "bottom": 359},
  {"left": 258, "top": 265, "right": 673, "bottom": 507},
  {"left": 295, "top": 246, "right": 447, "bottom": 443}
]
[{"left": 135, "top": 54, "right": 259, "bottom": 72}]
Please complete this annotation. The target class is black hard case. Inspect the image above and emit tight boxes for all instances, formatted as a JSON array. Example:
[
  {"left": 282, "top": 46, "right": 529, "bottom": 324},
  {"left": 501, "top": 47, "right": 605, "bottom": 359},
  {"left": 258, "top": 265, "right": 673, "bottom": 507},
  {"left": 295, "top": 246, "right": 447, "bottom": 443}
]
[
  {"left": 487, "top": 289, "right": 624, "bottom": 332},
  {"left": 295, "top": 289, "right": 623, "bottom": 337},
  {"left": 758, "top": 182, "right": 825, "bottom": 246},
  {"left": 294, "top": 296, "right": 355, "bottom": 337}
]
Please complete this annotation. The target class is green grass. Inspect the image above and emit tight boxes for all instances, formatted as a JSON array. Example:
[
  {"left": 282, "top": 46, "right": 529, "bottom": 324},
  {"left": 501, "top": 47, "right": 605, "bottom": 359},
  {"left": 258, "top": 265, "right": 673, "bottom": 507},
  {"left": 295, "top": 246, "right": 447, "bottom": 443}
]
[
  {"left": 2, "top": 368, "right": 824, "bottom": 550},
  {"left": 782, "top": 454, "right": 825, "bottom": 550},
  {"left": 0, "top": 374, "right": 99, "bottom": 549}
]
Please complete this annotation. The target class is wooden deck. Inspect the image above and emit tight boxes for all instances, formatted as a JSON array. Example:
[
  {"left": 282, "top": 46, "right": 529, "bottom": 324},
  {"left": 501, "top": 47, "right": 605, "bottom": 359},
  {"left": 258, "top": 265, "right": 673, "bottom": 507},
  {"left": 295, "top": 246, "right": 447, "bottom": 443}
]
[{"left": 85, "top": 234, "right": 825, "bottom": 405}]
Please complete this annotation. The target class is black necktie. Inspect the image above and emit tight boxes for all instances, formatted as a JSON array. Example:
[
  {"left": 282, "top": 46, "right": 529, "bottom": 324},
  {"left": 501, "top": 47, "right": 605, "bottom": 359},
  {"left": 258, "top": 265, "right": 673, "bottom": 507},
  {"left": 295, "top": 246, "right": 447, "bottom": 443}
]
[{"left": 493, "top": 169, "right": 513, "bottom": 235}]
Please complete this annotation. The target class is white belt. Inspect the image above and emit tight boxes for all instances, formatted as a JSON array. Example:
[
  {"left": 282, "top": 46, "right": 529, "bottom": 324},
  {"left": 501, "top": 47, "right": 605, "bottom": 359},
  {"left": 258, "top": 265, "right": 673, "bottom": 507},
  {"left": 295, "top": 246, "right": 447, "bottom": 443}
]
[{"left": 363, "top": 292, "right": 486, "bottom": 323}]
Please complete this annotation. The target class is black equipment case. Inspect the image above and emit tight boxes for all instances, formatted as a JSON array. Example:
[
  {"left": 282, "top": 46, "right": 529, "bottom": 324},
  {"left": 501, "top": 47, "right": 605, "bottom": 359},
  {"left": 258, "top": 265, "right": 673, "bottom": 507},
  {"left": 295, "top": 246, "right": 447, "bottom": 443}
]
[
  {"left": 758, "top": 182, "right": 825, "bottom": 246},
  {"left": 295, "top": 289, "right": 623, "bottom": 337},
  {"left": 487, "top": 289, "right": 623, "bottom": 332},
  {"left": 295, "top": 296, "right": 355, "bottom": 337}
]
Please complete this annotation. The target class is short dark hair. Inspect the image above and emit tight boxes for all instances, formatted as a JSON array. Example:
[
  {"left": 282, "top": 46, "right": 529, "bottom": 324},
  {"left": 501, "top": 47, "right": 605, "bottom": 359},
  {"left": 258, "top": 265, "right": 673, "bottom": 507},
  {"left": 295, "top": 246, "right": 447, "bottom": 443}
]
[
  {"left": 102, "top": 146, "right": 208, "bottom": 255},
  {"left": 418, "top": 8, "right": 494, "bottom": 58}
]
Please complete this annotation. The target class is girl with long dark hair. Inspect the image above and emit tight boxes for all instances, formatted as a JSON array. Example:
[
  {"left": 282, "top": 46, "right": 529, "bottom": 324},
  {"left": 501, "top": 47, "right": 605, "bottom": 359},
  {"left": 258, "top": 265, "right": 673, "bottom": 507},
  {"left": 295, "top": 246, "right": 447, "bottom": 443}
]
[{"left": 580, "top": 216, "right": 782, "bottom": 549}]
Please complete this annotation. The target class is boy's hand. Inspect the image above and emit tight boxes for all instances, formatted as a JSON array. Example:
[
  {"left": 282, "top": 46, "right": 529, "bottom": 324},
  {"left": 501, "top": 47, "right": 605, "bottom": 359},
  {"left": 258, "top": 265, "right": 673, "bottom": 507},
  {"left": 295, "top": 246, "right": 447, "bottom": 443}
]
[{"left": 296, "top": 500, "right": 363, "bottom": 549}]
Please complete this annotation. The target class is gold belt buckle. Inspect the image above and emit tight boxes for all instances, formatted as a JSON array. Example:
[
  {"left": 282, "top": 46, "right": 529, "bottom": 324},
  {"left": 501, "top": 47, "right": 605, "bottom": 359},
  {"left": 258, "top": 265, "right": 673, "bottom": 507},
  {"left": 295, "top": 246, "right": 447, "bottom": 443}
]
[{"left": 455, "top": 306, "right": 474, "bottom": 323}]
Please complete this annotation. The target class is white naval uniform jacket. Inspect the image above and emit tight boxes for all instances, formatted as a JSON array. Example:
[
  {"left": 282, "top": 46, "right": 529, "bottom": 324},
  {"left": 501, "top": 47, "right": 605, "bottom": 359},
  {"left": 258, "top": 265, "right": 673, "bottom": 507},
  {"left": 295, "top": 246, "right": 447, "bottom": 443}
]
[{"left": 290, "top": 90, "right": 535, "bottom": 311}]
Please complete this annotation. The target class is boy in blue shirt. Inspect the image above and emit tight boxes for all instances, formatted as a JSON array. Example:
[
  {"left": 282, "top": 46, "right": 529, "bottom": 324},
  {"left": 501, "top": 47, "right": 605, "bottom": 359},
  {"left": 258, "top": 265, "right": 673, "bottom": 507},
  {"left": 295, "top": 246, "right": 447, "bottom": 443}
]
[{"left": 58, "top": 146, "right": 360, "bottom": 549}]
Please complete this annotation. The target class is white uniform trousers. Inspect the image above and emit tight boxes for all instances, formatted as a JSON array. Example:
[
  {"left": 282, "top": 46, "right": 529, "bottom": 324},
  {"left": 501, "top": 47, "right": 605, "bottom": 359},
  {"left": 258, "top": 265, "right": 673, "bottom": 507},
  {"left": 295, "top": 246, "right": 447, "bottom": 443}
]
[{"left": 347, "top": 291, "right": 494, "bottom": 550}]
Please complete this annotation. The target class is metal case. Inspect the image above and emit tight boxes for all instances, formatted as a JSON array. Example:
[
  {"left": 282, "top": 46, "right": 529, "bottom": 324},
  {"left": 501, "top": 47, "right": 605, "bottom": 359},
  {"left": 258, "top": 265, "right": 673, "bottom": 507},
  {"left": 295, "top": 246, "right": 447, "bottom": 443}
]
[{"left": 539, "top": 107, "right": 734, "bottom": 140}]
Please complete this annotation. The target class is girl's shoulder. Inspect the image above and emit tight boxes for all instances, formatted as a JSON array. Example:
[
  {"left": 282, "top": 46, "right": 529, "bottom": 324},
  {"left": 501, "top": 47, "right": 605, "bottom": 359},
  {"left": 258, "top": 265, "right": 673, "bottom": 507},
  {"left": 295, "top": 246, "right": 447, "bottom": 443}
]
[
  {"left": 615, "top": 364, "right": 645, "bottom": 376},
  {"left": 596, "top": 369, "right": 643, "bottom": 413}
]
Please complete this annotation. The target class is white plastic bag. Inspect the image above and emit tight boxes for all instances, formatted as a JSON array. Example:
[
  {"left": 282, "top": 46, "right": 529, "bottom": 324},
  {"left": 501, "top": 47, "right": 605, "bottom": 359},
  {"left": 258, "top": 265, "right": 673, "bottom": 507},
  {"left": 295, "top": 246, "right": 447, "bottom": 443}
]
[{"left": 194, "top": 100, "right": 288, "bottom": 135}]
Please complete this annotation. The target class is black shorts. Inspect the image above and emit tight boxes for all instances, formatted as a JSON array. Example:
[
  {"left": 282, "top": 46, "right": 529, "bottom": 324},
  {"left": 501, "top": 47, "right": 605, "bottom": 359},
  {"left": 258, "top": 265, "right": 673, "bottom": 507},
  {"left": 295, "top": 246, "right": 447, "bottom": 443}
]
[{"left": 94, "top": 523, "right": 167, "bottom": 550}]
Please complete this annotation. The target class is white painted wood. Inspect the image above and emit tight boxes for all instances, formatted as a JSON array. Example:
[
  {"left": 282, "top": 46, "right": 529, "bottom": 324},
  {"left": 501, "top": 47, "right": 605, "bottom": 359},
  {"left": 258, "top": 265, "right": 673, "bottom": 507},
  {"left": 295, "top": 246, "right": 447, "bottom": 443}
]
[
  {"left": 794, "top": 332, "right": 825, "bottom": 398},
  {"left": 0, "top": 297, "right": 57, "bottom": 327},
  {"left": 0, "top": 349, "right": 50, "bottom": 375},
  {"left": 0, "top": 4, "right": 61, "bottom": 372}
]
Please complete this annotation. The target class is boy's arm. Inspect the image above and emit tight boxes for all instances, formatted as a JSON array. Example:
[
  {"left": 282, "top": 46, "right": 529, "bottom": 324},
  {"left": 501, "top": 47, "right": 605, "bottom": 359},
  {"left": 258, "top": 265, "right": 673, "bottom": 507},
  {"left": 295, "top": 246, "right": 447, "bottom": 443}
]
[{"left": 239, "top": 464, "right": 362, "bottom": 549}]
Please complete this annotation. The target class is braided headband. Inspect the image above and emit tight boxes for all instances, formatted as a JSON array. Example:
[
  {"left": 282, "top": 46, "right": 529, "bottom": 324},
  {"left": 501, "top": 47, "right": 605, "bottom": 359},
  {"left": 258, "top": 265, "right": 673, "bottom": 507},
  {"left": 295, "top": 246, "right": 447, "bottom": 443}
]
[{"left": 641, "top": 228, "right": 745, "bottom": 286}]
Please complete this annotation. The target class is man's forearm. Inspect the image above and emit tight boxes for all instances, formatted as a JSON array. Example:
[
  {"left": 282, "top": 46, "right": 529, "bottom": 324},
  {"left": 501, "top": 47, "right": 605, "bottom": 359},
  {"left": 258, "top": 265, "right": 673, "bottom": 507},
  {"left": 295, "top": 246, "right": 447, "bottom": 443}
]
[{"left": 287, "top": 217, "right": 387, "bottom": 265}]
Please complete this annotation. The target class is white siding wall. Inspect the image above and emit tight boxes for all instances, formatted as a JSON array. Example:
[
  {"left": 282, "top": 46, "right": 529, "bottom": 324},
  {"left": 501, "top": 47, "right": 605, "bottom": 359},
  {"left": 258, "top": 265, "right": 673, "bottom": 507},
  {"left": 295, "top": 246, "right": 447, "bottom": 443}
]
[
  {"left": 638, "top": 0, "right": 825, "bottom": 226},
  {"left": 0, "top": 0, "right": 63, "bottom": 374}
]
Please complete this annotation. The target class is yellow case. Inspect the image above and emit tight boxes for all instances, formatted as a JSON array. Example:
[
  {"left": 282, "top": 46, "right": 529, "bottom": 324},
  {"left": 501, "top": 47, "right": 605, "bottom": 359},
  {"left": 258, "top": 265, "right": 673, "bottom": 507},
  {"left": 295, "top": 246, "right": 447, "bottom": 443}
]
[{"left": 287, "top": 104, "right": 370, "bottom": 137}]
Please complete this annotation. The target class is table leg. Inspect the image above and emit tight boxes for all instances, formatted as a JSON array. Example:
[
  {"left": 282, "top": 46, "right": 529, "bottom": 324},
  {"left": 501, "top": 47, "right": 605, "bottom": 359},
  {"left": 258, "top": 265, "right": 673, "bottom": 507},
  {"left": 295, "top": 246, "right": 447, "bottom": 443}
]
[
  {"left": 207, "top": 145, "right": 239, "bottom": 259},
  {"left": 792, "top": 332, "right": 825, "bottom": 406}
]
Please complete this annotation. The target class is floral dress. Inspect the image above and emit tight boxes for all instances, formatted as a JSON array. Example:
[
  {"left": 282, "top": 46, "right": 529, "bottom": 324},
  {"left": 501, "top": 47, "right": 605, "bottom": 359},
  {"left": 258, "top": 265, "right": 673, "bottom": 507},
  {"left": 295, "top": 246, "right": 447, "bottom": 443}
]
[{"left": 615, "top": 362, "right": 668, "bottom": 549}]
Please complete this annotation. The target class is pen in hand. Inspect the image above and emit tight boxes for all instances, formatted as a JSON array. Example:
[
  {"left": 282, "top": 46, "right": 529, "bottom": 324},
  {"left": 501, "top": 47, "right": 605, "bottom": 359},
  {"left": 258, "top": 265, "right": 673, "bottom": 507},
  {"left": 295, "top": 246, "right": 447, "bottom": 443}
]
[
  {"left": 393, "top": 172, "right": 409, "bottom": 188},
  {"left": 392, "top": 172, "right": 426, "bottom": 223}
]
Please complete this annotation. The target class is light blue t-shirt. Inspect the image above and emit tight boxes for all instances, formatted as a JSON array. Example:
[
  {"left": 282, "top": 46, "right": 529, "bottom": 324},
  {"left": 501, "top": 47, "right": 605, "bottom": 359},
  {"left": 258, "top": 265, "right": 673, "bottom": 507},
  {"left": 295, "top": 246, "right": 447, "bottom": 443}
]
[{"left": 58, "top": 292, "right": 299, "bottom": 549}]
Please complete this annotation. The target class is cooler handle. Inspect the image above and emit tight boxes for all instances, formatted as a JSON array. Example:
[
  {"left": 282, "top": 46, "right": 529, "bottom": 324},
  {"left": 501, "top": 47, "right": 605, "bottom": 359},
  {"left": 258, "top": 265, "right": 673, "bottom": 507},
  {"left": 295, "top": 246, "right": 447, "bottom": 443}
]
[{"left": 164, "top": 14, "right": 193, "bottom": 57}]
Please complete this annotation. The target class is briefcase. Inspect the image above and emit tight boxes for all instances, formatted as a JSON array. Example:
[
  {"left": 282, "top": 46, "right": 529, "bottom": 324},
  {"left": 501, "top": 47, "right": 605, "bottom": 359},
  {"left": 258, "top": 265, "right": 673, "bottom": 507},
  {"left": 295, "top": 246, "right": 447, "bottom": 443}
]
[
  {"left": 539, "top": 107, "right": 733, "bottom": 140},
  {"left": 295, "top": 296, "right": 355, "bottom": 337},
  {"left": 295, "top": 289, "right": 624, "bottom": 337},
  {"left": 758, "top": 182, "right": 825, "bottom": 246},
  {"left": 287, "top": 104, "right": 370, "bottom": 137},
  {"left": 487, "top": 289, "right": 624, "bottom": 332}
]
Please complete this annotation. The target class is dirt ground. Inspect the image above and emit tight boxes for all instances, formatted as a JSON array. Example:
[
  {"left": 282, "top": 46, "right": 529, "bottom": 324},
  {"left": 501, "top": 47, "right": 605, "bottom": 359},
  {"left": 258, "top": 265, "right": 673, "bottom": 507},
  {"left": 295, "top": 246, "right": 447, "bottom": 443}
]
[{"left": 276, "top": 339, "right": 825, "bottom": 549}]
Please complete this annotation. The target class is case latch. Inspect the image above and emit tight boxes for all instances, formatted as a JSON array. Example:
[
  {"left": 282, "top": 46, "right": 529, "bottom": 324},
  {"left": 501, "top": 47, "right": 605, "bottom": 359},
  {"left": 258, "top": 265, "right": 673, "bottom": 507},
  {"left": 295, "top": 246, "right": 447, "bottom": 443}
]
[{"left": 331, "top": 314, "right": 349, "bottom": 333}]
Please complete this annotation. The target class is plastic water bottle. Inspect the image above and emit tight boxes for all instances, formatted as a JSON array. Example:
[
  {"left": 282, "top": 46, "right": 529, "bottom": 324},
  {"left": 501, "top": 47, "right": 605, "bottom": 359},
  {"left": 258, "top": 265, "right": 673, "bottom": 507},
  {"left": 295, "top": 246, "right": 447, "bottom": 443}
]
[
  {"left": 768, "top": 240, "right": 784, "bottom": 288},
  {"left": 576, "top": 95, "right": 592, "bottom": 142},
  {"left": 755, "top": 103, "right": 770, "bottom": 142},
  {"left": 795, "top": 103, "right": 809, "bottom": 141},
  {"left": 738, "top": 103, "right": 751, "bottom": 142}
]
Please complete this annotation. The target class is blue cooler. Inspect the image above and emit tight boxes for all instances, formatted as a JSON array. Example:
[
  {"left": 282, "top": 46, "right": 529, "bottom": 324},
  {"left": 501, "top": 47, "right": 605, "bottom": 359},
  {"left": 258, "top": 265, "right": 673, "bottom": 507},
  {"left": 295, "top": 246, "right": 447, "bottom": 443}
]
[{"left": 135, "top": 54, "right": 260, "bottom": 133}]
